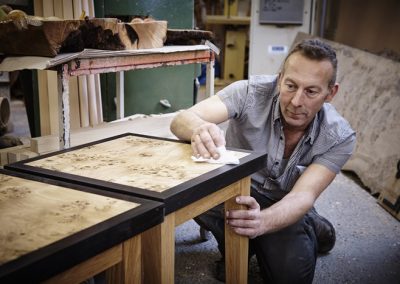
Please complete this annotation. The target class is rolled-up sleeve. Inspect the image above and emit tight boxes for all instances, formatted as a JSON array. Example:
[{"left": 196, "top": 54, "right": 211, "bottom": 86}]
[{"left": 313, "top": 131, "right": 356, "bottom": 173}]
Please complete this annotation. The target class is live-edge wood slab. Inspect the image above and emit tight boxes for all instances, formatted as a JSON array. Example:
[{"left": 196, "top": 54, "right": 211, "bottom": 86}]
[
  {"left": 0, "top": 169, "right": 163, "bottom": 283},
  {"left": 6, "top": 133, "right": 267, "bottom": 214}
]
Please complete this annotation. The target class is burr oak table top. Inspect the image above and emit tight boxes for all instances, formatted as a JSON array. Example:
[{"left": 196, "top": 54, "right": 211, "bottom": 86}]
[
  {"left": 6, "top": 133, "right": 267, "bottom": 214},
  {"left": 0, "top": 169, "right": 163, "bottom": 283}
]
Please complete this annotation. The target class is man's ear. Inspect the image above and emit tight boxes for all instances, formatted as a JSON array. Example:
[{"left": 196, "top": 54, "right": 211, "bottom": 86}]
[
  {"left": 325, "top": 83, "right": 339, "bottom": 102},
  {"left": 277, "top": 72, "right": 282, "bottom": 91}
]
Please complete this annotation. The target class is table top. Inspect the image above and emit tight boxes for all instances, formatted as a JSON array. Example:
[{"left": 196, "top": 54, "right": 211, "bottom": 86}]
[
  {"left": 6, "top": 133, "right": 268, "bottom": 214},
  {"left": 0, "top": 169, "right": 163, "bottom": 283}
]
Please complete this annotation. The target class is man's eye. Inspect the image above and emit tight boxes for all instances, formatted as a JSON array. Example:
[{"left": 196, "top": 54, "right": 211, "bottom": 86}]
[
  {"left": 305, "top": 89, "right": 318, "bottom": 96},
  {"left": 285, "top": 84, "right": 295, "bottom": 90}
]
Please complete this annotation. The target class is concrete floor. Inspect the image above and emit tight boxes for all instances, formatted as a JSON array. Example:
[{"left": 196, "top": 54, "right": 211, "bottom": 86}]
[{"left": 4, "top": 97, "right": 400, "bottom": 284}]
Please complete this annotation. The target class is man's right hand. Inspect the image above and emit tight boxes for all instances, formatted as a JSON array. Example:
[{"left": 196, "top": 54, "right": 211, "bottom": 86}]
[{"left": 191, "top": 122, "right": 225, "bottom": 160}]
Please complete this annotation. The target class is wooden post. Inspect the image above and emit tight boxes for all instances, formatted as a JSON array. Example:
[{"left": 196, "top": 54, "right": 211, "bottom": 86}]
[
  {"left": 225, "top": 176, "right": 250, "bottom": 284},
  {"left": 116, "top": 71, "right": 124, "bottom": 119}
]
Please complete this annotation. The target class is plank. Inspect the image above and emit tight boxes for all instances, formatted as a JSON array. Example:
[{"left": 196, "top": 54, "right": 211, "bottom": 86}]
[
  {"left": 293, "top": 32, "right": 400, "bottom": 197},
  {"left": 42, "top": 0, "right": 54, "bottom": 17},
  {"left": 69, "top": 77, "right": 81, "bottom": 129},
  {"left": 62, "top": 0, "right": 74, "bottom": 19},
  {"left": 33, "top": 0, "right": 44, "bottom": 17},
  {"left": 88, "top": 0, "right": 94, "bottom": 17},
  {"left": 0, "top": 145, "right": 29, "bottom": 166},
  {"left": 87, "top": 74, "right": 98, "bottom": 126},
  {"left": 7, "top": 148, "right": 38, "bottom": 164},
  {"left": 72, "top": 0, "right": 82, "bottom": 19},
  {"left": 37, "top": 70, "right": 50, "bottom": 136},
  {"left": 78, "top": 76, "right": 89, "bottom": 127},
  {"left": 94, "top": 75, "right": 103, "bottom": 123},
  {"left": 53, "top": 0, "right": 63, "bottom": 18},
  {"left": 47, "top": 71, "right": 60, "bottom": 135},
  {"left": 81, "top": 0, "right": 89, "bottom": 17}
]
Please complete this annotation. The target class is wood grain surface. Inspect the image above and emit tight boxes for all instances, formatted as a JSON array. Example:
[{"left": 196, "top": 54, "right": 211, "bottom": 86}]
[
  {"left": 26, "top": 136, "right": 248, "bottom": 192},
  {"left": 0, "top": 173, "right": 139, "bottom": 265}
]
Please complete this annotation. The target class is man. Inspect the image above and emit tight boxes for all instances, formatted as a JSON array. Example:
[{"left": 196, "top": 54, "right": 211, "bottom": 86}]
[{"left": 170, "top": 39, "right": 355, "bottom": 283}]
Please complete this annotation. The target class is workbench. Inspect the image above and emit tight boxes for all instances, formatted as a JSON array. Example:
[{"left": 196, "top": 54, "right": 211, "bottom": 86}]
[
  {"left": 6, "top": 133, "right": 268, "bottom": 283},
  {"left": 0, "top": 45, "right": 215, "bottom": 149}
]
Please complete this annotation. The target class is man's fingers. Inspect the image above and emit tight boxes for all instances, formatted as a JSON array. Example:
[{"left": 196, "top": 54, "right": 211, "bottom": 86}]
[
  {"left": 191, "top": 123, "right": 225, "bottom": 159},
  {"left": 235, "top": 196, "right": 260, "bottom": 210},
  {"left": 231, "top": 227, "right": 258, "bottom": 239},
  {"left": 191, "top": 132, "right": 212, "bottom": 159},
  {"left": 227, "top": 218, "right": 259, "bottom": 229}
]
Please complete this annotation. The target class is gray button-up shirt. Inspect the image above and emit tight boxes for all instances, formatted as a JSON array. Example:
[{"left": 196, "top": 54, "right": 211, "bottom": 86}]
[{"left": 218, "top": 75, "right": 356, "bottom": 194}]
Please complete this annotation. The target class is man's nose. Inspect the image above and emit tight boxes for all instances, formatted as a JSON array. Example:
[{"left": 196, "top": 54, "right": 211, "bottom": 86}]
[{"left": 291, "top": 89, "right": 304, "bottom": 106}]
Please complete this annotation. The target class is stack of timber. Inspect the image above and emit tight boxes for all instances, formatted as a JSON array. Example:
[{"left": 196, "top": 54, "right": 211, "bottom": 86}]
[
  {"left": 0, "top": 142, "right": 37, "bottom": 166},
  {"left": 0, "top": 8, "right": 167, "bottom": 57},
  {"left": 294, "top": 32, "right": 400, "bottom": 220},
  {"left": 1, "top": 0, "right": 168, "bottom": 137},
  {"left": 31, "top": 0, "right": 102, "bottom": 136}
]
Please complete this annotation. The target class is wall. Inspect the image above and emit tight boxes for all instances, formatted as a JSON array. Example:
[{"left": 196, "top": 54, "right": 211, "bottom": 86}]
[
  {"left": 248, "top": 0, "right": 315, "bottom": 75},
  {"left": 324, "top": 0, "right": 400, "bottom": 57}
]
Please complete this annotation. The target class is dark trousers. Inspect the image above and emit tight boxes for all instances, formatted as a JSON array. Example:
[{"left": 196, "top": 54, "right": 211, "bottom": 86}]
[{"left": 194, "top": 187, "right": 318, "bottom": 284}]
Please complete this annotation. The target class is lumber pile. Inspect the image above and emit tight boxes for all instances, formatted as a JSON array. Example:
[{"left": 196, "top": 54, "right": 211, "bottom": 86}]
[
  {"left": 1, "top": 0, "right": 168, "bottom": 137},
  {"left": 0, "top": 8, "right": 167, "bottom": 57}
]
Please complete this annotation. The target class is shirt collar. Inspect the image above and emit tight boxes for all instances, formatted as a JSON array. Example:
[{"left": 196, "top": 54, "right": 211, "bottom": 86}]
[
  {"left": 272, "top": 89, "right": 281, "bottom": 123},
  {"left": 306, "top": 113, "right": 319, "bottom": 145}
]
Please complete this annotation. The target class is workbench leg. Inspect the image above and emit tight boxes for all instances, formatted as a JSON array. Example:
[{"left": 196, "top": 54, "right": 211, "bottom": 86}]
[
  {"left": 224, "top": 176, "right": 251, "bottom": 284},
  {"left": 142, "top": 214, "right": 175, "bottom": 284},
  {"left": 58, "top": 65, "right": 71, "bottom": 149},
  {"left": 206, "top": 60, "right": 215, "bottom": 97},
  {"left": 116, "top": 71, "right": 124, "bottom": 119}
]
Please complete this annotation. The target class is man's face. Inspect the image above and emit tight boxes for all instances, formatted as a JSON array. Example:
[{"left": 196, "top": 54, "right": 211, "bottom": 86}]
[{"left": 278, "top": 52, "right": 338, "bottom": 131}]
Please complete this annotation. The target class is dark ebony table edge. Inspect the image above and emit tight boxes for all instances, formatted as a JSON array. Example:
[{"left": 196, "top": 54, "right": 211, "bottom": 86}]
[
  {"left": 0, "top": 169, "right": 164, "bottom": 284},
  {"left": 5, "top": 133, "right": 268, "bottom": 214}
]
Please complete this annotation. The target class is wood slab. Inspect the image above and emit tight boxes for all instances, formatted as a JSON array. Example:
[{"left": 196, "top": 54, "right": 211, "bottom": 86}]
[
  {"left": 0, "top": 18, "right": 167, "bottom": 57},
  {"left": 293, "top": 32, "right": 400, "bottom": 200},
  {"left": 0, "top": 169, "right": 163, "bottom": 283},
  {"left": 6, "top": 133, "right": 267, "bottom": 214}
]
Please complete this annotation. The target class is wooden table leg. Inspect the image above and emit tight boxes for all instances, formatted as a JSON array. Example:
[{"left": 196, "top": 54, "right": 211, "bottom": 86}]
[
  {"left": 106, "top": 235, "right": 142, "bottom": 284},
  {"left": 142, "top": 214, "right": 175, "bottom": 284},
  {"left": 224, "top": 176, "right": 251, "bottom": 284}
]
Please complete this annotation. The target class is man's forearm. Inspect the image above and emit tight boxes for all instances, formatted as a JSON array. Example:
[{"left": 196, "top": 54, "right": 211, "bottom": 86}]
[
  {"left": 170, "top": 110, "right": 205, "bottom": 141},
  {"left": 260, "top": 164, "right": 336, "bottom": 234},
  {"left": 261, "top": 191, "right": 315, "bottom": 234}
]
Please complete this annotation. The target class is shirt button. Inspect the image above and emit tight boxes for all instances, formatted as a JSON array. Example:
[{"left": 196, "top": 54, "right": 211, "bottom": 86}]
[
  {"left": 280, "top": 136, "right": 283, "bottom": 140},
  {"left": 274, "top": 161, "right": 279, "bottom": 165}
]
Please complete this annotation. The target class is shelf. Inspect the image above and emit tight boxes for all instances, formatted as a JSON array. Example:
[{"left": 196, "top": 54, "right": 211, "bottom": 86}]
[
  {"left": 205, "top": 15, "right": 251, "bottom": 25},
  {"left": 0, "top": 45, "right": 216, "bottom": 149}
]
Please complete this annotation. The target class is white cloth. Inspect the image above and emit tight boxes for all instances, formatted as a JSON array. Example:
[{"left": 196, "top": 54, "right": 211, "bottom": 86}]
[{"left": 191, "top": 146, "right": 239, "bottom": 165}]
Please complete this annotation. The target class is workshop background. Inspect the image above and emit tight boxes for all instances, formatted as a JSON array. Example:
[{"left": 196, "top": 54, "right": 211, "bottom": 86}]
[{"left": 0, "top": 0, "right": 399, "bottom": 283}]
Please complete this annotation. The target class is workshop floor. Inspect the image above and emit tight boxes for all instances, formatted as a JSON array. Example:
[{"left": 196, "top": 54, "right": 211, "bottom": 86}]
[{"left": 5, "top": 96, "right": 400, "bottom": 284}]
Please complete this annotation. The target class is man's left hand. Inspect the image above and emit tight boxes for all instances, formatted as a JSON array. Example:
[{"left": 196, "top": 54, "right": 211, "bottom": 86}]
[{"left": 226, "top": 196, "right": 264, "bottom": 239}]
